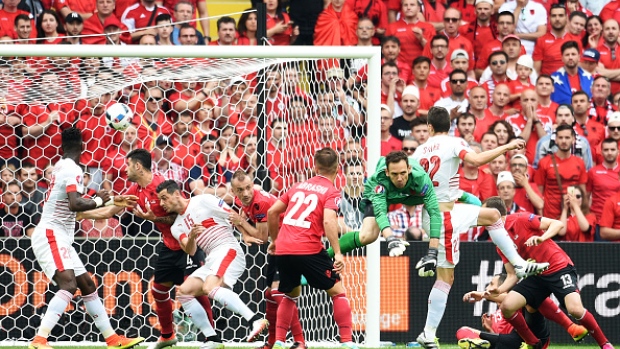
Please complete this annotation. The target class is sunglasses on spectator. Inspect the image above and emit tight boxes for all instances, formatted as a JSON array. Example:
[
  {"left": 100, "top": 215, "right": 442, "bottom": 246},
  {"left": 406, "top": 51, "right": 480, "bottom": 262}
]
[
  {"left": 444, "top": 17, "right": 459, "bottom": 22},
  {"left": 510, "top": 163, "right": 527, "bottom": 168},
  {"left": 609, "top": 126, "right": 620, "bottom": 131},
  {"left": 491, "top": 60, "right": 506, "bottom": 66},
  {"left": 451, "top": 79, "right": 467, "bottom": 84},
  {"left": 403, "top": 147, "right": 416, "bottom": 152},
  {"left": 147, "top": 97, "right": 163, "bottom": 102}
]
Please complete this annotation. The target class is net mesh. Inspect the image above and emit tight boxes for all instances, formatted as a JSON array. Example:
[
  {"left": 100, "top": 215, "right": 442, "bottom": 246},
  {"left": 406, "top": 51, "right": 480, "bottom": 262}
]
[{"left": 0, "top": 54, "right": 371, "bottom": 344}]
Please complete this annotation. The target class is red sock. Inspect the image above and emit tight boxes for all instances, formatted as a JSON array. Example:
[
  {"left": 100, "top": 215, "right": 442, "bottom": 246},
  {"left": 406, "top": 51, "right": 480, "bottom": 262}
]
[
  {"left": 538, "top": 298, "right": 572, "bottom": 330},
  {"left": 578, "top": 310, "right": 608, "bottom": 346},
  {"left": 276, "top": 296, "right": 296, "bottom": 342},
  {"left": 506, "top": 311, "right": 539, "bottom": 345},
  {"left": 266, "top": 289, "right": 279, "bottom": 345},
  {"left": 152, "top": 283, "right": 174, "bottom": 335},
  {"left": 456, "top": 327, "right": 480, "bottom": 340},
  {"left": 196, "top": 295, "right": 215, "bottom": 327},
  {"left": 290, "top": 301, "right": 305, "bottom": 343},
  {"left": 332, "top": 293, "right": 352, "bottom": 343}
]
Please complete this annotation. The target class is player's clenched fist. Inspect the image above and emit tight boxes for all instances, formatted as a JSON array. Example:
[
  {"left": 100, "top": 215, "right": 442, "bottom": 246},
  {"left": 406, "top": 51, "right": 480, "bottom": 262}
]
[
  {"left": 386, "top": 236, "right": 409, "bottom": 257},
  {"left": 415, "top": 248, "right": 438, "bottom": 277},
  {"left": 507, "top": 138, "right": 526, "bottom": 151}
]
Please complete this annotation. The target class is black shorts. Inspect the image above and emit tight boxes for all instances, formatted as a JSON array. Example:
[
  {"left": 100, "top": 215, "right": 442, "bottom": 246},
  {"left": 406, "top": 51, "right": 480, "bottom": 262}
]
[
  {"left": 153, "top": 245, "right": 206, "bottom": 285},
  {"left": 512, "top": 265, "right": 579, "bottom": 309},
  {"left": 361, "top": 199, "right": 375, "bottom": 219},
  {"left": 277, "top": 250, "right": 340, "bottom": 293},
  {"left": 265, "top": 254, "right": 280, "bottom": 286}
]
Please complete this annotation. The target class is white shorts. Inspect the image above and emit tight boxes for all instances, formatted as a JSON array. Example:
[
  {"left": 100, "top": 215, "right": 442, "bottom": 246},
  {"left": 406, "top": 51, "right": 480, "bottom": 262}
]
[
  {"left": 31, "top": 226, "right": 87, "bottom": 283},
  {"left": 190, "top": 245, "right": 245, "bottom": 288},
  {"left": 423, "top": 204, "right": 480, "bottom": 268}
]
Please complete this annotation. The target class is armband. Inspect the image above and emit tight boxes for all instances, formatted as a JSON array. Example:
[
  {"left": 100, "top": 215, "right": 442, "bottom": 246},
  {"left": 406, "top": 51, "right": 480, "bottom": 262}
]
[{"left": 104, "top": 196, "right": 115, "bottom": 206}]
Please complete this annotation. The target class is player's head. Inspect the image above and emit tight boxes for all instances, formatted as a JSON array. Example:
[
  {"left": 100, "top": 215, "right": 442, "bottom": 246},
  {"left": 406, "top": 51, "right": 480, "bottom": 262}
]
[
  {"left": 384, "top": 151, "right": 410, "bottom": 189},
  {"left": 231, "top": 169, "right": 255, "bottom": 206},
  {"left": 126, "top": 148, "right": 152, "bottom": 182},
  {"left": 486, "top": 273, "right": 507, "bottom": 292},
  {"left": 314, "top": 147, "right": 339, "bottom": 177},
  {"left": 426, "top": 106, "right": 451, "bottom": 135},
  {"left": 61, "top": 127, "right": 83, "bottom": 155},
  {"left": 156, "top": 179, "right": 183, "bottom": 213},
  {"left": 482, "top": 196, "right": 507, "bottom": 217}
]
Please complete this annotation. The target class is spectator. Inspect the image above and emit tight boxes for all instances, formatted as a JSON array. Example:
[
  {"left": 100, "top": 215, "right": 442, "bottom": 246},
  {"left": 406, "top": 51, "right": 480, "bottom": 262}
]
[
  {"left": 587, "top": 138, "right": 620, "bottom": 221},
  {"left": 378, "top": 36, "right": 412, "bottom": 85},
  {"left": 343, "top": 139, "right": 365, "bottom": 164},
  {"left": 177, "top": 23, "right": 198, "bottom": 45},
  {"left": 463, "top": 0, "right": 498, "bottom": 77},
  {"left": 216, "top": 125, "right": 240, "bottom": 180},
  {"left": 535, "top": 74, "right": 559, "bottom": 117},
  {"left": 559, "top": 185, "right": 596, "bottom": 242},
  {"left": 380, "top": 104, "right": 401, "bottom": 156},
  {"left": 467, "top": 86, "right": 494, "bottom": 142},
  {"left": 325, "top": 68, "right": 362, "bottom": 136},
  {"left": 139, "top": 33, "right": 156, "bottom": 44},
  {"left": 479, "top": 50, "right": 511, "bottom": 100},
  {"left": 79, "top": 216, "right": 123, "bottom": 238},
  {"left": 381, "top": 61, "right": 402, "bottom": 116},
  {"left": 265, "top": 69, "right": 288, "bottom": 121},
  {"left": 134, "top": 86, "right": 173, "bottom": 140},
  {"left": 449, "top": 0, "right": 476, "bottom": 24},
  {"left": 600, "top": 185, "right": 620, "bottom": 241},
  {"left": 412, "top": 56, "right": 442, "bottom": 115},
  {"left": 339, "top": 159, "right": 365, "bottom": 232},
  {"left": 314, "top": 0, "right": 358, "bottom": 46},
  {"left": 597, "top": 20, "right": 620, "bottom": 94},
  {"left": 488, "top": 155, "right": 507, "bottom": 181},
  {"left": 14, "top": 13, "right": 33, "bottom": 44},
  {"left": 587, "top": 65, "right": 616, "bottom": 123},
  {"left": 390, "top": 85, "right": 419, "bottom": 140},
  {"left": 533, "top": 104, "right": 593, "bottom": 170},
  {"left": 480, "top": 131, "right": 498, "bottom": 151},
  {"left": 36, "top": 10, "right": 65, "bottom": 44},
  {"left": 155, "top": 13, "right": 174, "bottom": 45},
  {"left": 188, "top": 134, "right": 229, "bottom": 198},
  {"left": 509, "top": 153, "right": 544, "bottom": 214},
  {"left": 456, "top": 113, "right": 476, "bottom": 143},
  {"left": 567, "top": 11, "right": 587, "bottom": 38},
  {"left": 237, "top": 9, "right": 257, "bottom": 45},
  {"left": 355, "top": 17, "right": 375, "bottom": 48},
  {"left": 600, "top": 0, "right": 620, "bottom": 24},
  {"left": 411, "top": 116, "right": 430, "bottom": 145},
  {"left": 210, "top": 16, "right": 237, "bottom": 45},
  {"left": 487, "top": 83, "right": 511, "bottom": 121},
  {"left": 0, "top": 0, "right": 34, "bottom": 39},
  {"left": 572, "top": 90, "right": 605, "bottom": 152},
  {"left": 18, "top": 162, "right": 45, "bottom": 207},
  {"left": 82, "top": 0, "right": 131, "bottom": 45},
  {"left": 507, "top": 55, "right": 534, "bottom": 110},
  {"left": 234, "top": 91, "right": 259, "bottom": 142},
  {"left": 169, "top": 110, "right": 203, "bottom": 169},
  {"left": 171, "top": 1, "right": 206, "bottom": 45},
  {"left": 265, "top": 0, "right": 298, "bottom": 45},
  {"left": 496, "top": 171, "right": 528, "bottom": 214},
  {"left": 401, "top": 136, "right": 419, "bottom": 156},
  {"left": 436, "top": 8, "right": 475, "bottom": 74},
  {"left": 0, "top": 181, "right": 37, "bottom": 236},
  {"left": 101, "top": 123, "right": 140, "bottom": 194},
  {"left": 152, "top": 135, "right": 188, "bottom": 183},
  {"left": 63, "top": 12, "right": 84, "bottom": 44},
  {"left": 459, "top": 142, "right": 497, "bottom": 201},
  {"left": 490, "top": 120, "right": 516, "bottom": 146},
  {"left": 439, "top": 50, "right": 478, "bottom": 98},
  {"left": 420, "top": 0, "right": 446, "bottom": 30},
  {"left": 266, "top": 119, "right": 289, "bottom": 192},
  {"left": 498, "top": 0, "right": 547, "bottom": 55},
  {"left": 551, "top": 41, "right": 594, "bottom": 105},
  {"left": 505, "top": 88, "right": 553, "bottom": 161},
  {"left": 533, "top": 4, "right": 581, "bottom": 76},
  {"left": 238, "top": 134, "right": 258, "bottom": 177},
  {"left": 314, "top": 113, "right": 346, "bottom": 153},
  {"left": 426, "top": 34, "right": 451, "bottom": 90},
  {"left": 434, "top": 69, "right": 469, "bottom": 121},
  {"left": 535, "top": 124, "right": 588, "bottom": 219},
  {"left": 583, "top": 15, "right": 603, "bottom": 49},
  {"left": 386, "top": 0, "right": 435, "bottom": 65},
  {"left": 388, "top": 204, "right": 426, "bottom": 240}
]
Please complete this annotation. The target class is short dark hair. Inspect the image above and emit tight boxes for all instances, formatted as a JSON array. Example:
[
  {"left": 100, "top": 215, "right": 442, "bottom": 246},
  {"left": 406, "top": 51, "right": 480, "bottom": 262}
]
[
  {"left": 381, "top": 35, "right": 400, "bottom": 47},
  {"left": 550, "top": 3, "right": 567, "bottom": 14},
  {"left": 430, "top": 34, "right": 448, "bottom": 47},
  {"left": 536, "top": 74, "right": 553, "bottom": 84},
  {"left": 571, "top": 90, "right": 589, "bottom": 101},
  {"left": 14, "top": 14, "right": 30, "bottom": 26},
  {"left": 179, "top": 23, "right": 196, "bottom": 34},
  {"left": 155, "top": 13, "right": 172, "bottom": 24},
  {"left": 413, "top": 56, "right": 431, "bottom": 67},
  {"left": 569, "top": 10, "right": 587, "bottom": 21},
  {"left": 483, "top": 196, "right": 507, "bottom": 216},
  {"left": 449, "top": 69, "right": 467, "bottom": 81},
  {"left": 381, "top": 61, "right": 399, "bottom": 74},
  {"left": 556, "top": 103, "right": 574, "bottom": 116},
  {"left": 602, "top": 137, "right": 619, "bottom": 147},
  {"left": 344, "top": 158, "right": 364, "bottom": 173},
  {"left": 488, "top": 51, "right": 508, "bottom": 65},
  {"left": 556, "top": 123, "right": 576, "bottom": 136},
  {"left": 497, "top": 11, "right": 514, "bottom": 23},
  {"left": 410, "top": 116, "right": 428, "bottom": 129},
  {"left": 126, "top": 148, "right": 152, "bottom": 170},
  {"left": 201, "top": 134, "right": 218, "bottom": 144},
  {"left": 561, "top": 40, "right": 580, "bottom": 54},
  {"left": 217, "top": 16, "right": 236, "bottom": 30},
  {"left": 481, "top": 131, "right": 499, "bottom": 142},
  {"left": 156, "top": 179, "right": 180, "bottom": 194},
  {"left": 61, "top": 127, "right": 83, "bottom": 154},
  {"left": 231, "top": 169, "right": 250, "bottom": 182},
  {"left": 427, "top": 107, "right": 451, "bottom": 133},
  {"left": 314, "top": 147, "right": 339, "bottom": 175},
  {"left": 457, "top": 113, "right": 476, "bottom": 125},
  {"left": 384, "top": 151, "right": 409, "bottom": 169},
  {"left": 496, "top": 273, "right": 508, "bottom": 286}
]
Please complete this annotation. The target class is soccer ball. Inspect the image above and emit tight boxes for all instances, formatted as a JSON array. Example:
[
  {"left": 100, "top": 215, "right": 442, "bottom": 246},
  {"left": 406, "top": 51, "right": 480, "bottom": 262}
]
[{"left": 105, "top": 103, "right": 133, "bottom": 131}]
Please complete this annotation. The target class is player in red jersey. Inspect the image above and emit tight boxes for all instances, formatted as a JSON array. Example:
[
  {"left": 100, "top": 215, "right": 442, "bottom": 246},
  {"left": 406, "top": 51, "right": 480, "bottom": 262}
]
[
  {"left": 229, "top": 170, "right": 306, "bottom": 349},
  {"left": 77, "top": 149, "right": 215, "bottom": 349},
  {"left": 483, "top": 197, "right": 614, "bottom": 349},
  {"left": 267, "top": 148, "right": 358, "bottom": 349}
]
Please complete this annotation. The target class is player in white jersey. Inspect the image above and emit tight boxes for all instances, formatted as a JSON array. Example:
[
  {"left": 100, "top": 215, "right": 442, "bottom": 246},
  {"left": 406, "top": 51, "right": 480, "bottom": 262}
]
[
  {"left": 156, "top": 180, "right": 269, "bottom": 346},
  {"left": 410, "top": 107, "right": 549, "bottom": 349},
  {"left": 29, "top": 127, "right": 143, "bottom": 349}
]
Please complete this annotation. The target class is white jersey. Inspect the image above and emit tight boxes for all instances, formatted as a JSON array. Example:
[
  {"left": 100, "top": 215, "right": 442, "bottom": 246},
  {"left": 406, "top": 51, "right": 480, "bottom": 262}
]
[
  {"left": 170, "top": 194, "right": 240, "bottom": 254},
  {"left": 411, "top": 135, "right": 473, "bottom": 203},
  {"left": 39, "top": 158, "right": 84, "bottom": 232}
]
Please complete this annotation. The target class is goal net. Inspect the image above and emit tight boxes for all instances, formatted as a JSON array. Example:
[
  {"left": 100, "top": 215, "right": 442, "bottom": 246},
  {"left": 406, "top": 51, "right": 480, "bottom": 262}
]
[{"left": 0, "top": 45, "right": 382, "bottom": 346}]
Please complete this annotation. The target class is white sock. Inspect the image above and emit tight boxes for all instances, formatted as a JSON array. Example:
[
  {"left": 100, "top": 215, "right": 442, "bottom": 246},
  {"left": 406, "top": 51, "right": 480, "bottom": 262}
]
[
  {"left": 209, "top": 287, "right": 255, "bottom": 321},
  {"left": 178, "top": 295, "right": 216, "bottom": 337},
  {"left": 82, "top": 292, "right": 115, "bottom": 338},
  {"left": 37, "top": 289, "right": 73, "bottom": 338},
  {"left": 423, "top": 281, "right": 451, "bottom": 339},
  {"left": 487, "top": 219, "right": 526, "bottom": 266}
]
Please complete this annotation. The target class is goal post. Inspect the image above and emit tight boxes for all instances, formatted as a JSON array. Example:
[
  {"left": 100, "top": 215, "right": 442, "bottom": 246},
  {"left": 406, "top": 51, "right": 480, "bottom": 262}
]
[{"left": 0, "top": 45, "right": 382, "bottom": 346}]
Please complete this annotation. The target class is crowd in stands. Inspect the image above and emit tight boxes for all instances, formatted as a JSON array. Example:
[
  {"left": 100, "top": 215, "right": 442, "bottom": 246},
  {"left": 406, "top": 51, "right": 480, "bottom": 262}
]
[{"left": 2, "top": 0, "right": 620, "bottom": 243}]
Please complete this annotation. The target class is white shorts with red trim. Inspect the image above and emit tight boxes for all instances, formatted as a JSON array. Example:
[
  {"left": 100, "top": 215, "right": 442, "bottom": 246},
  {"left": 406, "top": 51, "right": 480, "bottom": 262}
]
[
  {"left": 31, "top": 226, "right": 87, "bottom": 283},
  {"left": 190, "top": 245, "right": 245, "bottom": 288},
  {"left": 422, "top": 203, "right": 480, "bottom": 268}
]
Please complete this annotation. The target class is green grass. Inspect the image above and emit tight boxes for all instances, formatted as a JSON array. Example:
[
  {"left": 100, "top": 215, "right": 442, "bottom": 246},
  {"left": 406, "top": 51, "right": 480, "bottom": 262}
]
[{"left": 0, "top": 346, "right": 604, "bottom": 349}]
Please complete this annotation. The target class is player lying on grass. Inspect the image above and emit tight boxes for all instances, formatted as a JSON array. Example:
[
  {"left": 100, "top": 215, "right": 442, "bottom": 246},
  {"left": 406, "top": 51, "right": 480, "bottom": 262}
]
[
  {"left": 483, "top": 197, "right": 613, "bottom": 349},
  {"left": 457, "top": 273, "right": 588, "bottom": 349}
]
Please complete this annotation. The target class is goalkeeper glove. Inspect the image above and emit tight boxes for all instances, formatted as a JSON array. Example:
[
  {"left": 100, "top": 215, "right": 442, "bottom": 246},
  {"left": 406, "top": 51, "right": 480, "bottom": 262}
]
[
  {"left": 386, "top": 236, "right": 409, "bottom": 257},
  {"left": 415, "top": 248, "right": 438, "bottom": 277}
]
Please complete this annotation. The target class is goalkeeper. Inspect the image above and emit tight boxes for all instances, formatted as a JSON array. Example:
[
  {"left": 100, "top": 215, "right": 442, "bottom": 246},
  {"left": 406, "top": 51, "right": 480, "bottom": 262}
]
[{"left": 326, "top": 151, "right": 442, "bottom": 258}]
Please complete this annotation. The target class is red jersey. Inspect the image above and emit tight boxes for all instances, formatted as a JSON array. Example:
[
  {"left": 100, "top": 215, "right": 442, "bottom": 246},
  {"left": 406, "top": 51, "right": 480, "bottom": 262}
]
[
  {"left": 266, "top": 12, "right": 293, "bottom": 46},
  {"left": 422, "top": 31, "right": 475, "bottom": 71},
  {"left": 75, "top": 108, "right": 116, "bottom": 167},
  {"left": 458, "top": 168, "right": 497, "bottom": 201},
  {"left": 600, "top": 191, "right": 620, "bottom": 232},
  {"left": 381, "top": 136, "right": 402, "bottom": 156},
  {"left": 500, "top": 213, "right": 574, "bottom": 275},
  {"left": 266, "top": 93, "right": 289, "bottom": 121},
  {"left": 575, "top": 118, "right": 605, "bottom": 151},
  {"left": 0, "top": 9, "right": 36, "bottom": 39},
  {"left": 357, "top": 58, "right": 412, "bottom": 86},
  {"left": 121, "top": 3, "right": 170, "bottom": 31},
  {"left": 596, "top": 42, "right": 620, "bottom": 94},
  {"left": 417, "top": 83, "right": 443, "bottom": 110},
  {"left": 587, "top": 163, "right": 620, "bottom": 220},
  {"left": 235, "top": 188, "right": 278, "bottom": 224},
  {"left": 275, "top": 175, "right": 340, "bottom": 255},
  {"left": 386, "top": 19, "right": 436, "bottom": 67},
  {"left": 513, "top": 185, "right": 542, "bottom": 214},
  {"left": 559, "top": 213, "right": 596, "bottom": 242},
  {"left": 49, "top": 0, "right": 95, "bottom": 16},
  {"left": 600, "top": 0, "right": 620, "bottom": 25},
  {"left": 490, "top": 308, "right": 513, "bottom": 334},
  {"left": 473, "top": 111, "right": 500, "bottom": 143},
  {"left": 533, "top": 32, "right": 583, "bottom": 76},
  {"left": 534, "top": 155, "right": 587, "bottom": 219},
  {"left": 427, "top": 61, "right": 452, "bottom": 90},
  {"left": 125, "top": 173, "right": 181, "bottom": 250},
  {"left": 460, "top": 22, "right": 495, "bottom": 68}
]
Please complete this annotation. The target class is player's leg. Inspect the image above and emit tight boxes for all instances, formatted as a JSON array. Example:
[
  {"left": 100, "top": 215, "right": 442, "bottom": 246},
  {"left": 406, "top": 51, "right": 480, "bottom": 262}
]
[
  {"left": 189, "top": 248, "right": 216, "bottom": 328},
  {"left": 75, "top": 272, "right": 145, "bottom": 349},
  {"left": 456, "top": 326, "right": 492, "bottom": 349},
  {"left": 326, "top": 200, "right": 379, "bottom": 258},
  {"left": 537, "top": 298, "right": 588, "bottom": 342},
  {"left": 273, "top": 256, "right": 303, "bottom": 349},
  {"left": 477, "top": 207, "right": 548, "bottom": 277},
  {"left": 176, "top": 275, "right": 220, "bottom": 346},
  {"left": 499, "top": 280, "right": 542, "bottom": 347}
]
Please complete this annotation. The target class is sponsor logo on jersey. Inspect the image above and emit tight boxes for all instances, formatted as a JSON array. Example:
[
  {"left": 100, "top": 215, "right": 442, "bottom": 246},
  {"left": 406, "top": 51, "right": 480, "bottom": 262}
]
[
  {"left": 374, "top": 185, "right": 385, "bottom": 194},
  {"left": 528, "top": 213, "right": 536, "bottom": 221},
  {"left": 255, "top": 214, "right": 266, "bottom": 220}
]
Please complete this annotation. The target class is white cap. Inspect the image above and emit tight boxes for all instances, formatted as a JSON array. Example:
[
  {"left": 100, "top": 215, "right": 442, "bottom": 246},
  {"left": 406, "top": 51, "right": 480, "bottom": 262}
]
[
  {"left": 496, "top": 171, "right": 516, "bottom": 187},
  {"left": 516, "top": 55, "right": 534, "bottom": 70},
  {"left": 511, "top": 153, "right": 529, "bottom": 165},
  {"left": 608, "top": 111, "right": 620, "bottom": 125},
  {"left": 402, "top": 85, "right": 420, "bottom": 100},
  {"left": 475, "top": 0, "right": 494, "bottom": 6},
  {"left": 451, "top": 49, "right": 469, "bottom": 61},
  {"left": 380, "top": 104, "right": 392, "bottom": 114}
]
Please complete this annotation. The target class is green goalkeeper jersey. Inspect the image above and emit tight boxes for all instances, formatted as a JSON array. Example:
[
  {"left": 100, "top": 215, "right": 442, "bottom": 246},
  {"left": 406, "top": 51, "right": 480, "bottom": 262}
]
[{"left": 364, "top": 157, "right": 442, "bottom": 239}]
